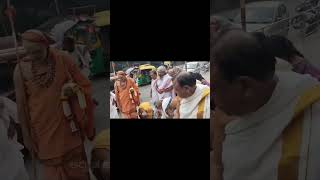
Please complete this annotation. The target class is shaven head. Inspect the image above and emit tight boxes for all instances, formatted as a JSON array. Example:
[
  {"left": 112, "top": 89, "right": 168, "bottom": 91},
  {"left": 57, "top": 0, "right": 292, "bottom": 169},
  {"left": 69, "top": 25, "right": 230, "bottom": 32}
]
[
  {"left": 211, "top": 30, "right": 277, "bottom": 116},
  {"left": 174, "top": 72, "right": 197, "bottom": 98},
  {"left": 212, "top": 30, "right": 275, "bottom": 82}
]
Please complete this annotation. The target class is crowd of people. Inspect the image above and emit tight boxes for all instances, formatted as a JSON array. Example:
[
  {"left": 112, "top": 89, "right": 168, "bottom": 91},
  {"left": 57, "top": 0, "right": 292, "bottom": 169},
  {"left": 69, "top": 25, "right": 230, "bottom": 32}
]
[
  {"left": 110, "top": 64, "right": 211, "bottom": 119},
  {"left": 211, "top": 16, "right": 320, "bottom": 180},
  {"left": 0, "top": 29, "right": 110, "bottom": 180}
]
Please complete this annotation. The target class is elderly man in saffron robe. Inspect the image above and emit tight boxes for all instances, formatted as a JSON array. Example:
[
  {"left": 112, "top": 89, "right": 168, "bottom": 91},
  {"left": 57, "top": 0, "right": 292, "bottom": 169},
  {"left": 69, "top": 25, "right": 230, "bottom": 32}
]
[{"left": 14, "top": 29, "right": 95, "bottom": 180}]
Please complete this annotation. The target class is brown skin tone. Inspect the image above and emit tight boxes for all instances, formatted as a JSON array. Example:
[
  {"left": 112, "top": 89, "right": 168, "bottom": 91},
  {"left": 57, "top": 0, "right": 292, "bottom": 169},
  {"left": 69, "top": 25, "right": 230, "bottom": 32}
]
[
  {"left": 212, "top": 62, "right": 277, "bottom": 116},
  {"left": 150, "top": 71, "right": 157, "bottom": 80},
  {"left": 22, "top": 40, "right": 75, "bottom": 96},
  {"left": 91, "top": 149, "right": 110, "bottom": 180},
  {"left": 117, "top": 75, "right": 127, "bottom": 88},
  {"left": 173, "top": 80, "right": 196, "bottom": 99},
  {"left": 288, "top": 55, "right": 306, "bottom": 65},
  {"left": 155, "top": 100, "right": 163, "bottom": 118},
  {"left": 168, "top": 69, "right": 175, "bottom": 78},
  {"left": 23, "top": 41, "right": 77, "bottom": 94},
  {"left": 211, "top": 30, "right": 279, "bottom": 180},
  {"left": 165, "top": 105, "right": 175, "bottom": 118},
  {"left": 211, "top": 31, "right": 278, "bottom": 116}
]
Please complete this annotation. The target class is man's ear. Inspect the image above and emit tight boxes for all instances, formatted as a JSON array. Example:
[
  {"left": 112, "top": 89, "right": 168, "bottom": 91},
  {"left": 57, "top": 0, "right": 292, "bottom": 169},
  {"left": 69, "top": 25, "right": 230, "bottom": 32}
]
[{"left": 235, "top": 76, "right": 257, "bottom": 97}]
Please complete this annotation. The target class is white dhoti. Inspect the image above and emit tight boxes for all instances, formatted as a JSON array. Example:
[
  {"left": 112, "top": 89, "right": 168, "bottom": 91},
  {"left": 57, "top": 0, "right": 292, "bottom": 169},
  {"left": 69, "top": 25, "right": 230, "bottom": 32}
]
[
  {"left": 179, "top": 84, "right": 210, "bottom": 119},
  {"left": 219, "top": 72, "right": 320, "bottom": 180}
]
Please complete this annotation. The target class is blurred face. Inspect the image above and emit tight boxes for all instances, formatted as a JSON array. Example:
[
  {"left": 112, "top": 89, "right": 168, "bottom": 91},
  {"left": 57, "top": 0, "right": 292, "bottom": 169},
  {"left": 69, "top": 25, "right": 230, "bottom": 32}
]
[
  {"left": 168, "top": 69, "right": 175, "bottom": 78},
  {"left": 212, "top": 62, "right": 267, "bottom": 116},
  {"left": 23, "top": 40, "right": 47, "bottom": 61},
  {"left": 150, "top": 72, "right": 157, "bottom": 80},
  {"left": 173, "top": 81, "right": 195, "bottom": 99},
  {"left": 157, "top": 70, "right": 166, "bottom": 78},
  {"left": 117, "top": 75, "right": 127, "bottom": 82}
]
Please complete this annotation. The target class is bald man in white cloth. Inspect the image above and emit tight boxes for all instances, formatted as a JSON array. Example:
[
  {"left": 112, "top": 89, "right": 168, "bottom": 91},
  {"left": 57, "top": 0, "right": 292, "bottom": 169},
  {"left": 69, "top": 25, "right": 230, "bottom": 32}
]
[
  {"left": 174, "top": 72, "right": 210, "bottom": 119},
  {"left": 211, "top": 29, "right": 320, "bottom": 180}
]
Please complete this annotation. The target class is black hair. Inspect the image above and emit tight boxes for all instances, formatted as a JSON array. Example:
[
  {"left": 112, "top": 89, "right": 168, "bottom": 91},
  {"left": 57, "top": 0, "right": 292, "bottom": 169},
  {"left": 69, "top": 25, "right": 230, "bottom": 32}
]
[
  {"left": 190, "top": 72, "right": 204, "bottom": 81},
  {"left": 176, "top": 72, "right": 196, "bottom": 87},
  {"left": 268, "top": 35, "right": 304, "bottom": 59},
  {"left": 212, "top": 30, "right": 276, "bottom": 82},
  {"left": 63, "top": 37, "right": 75, "bottom": 45},
  {"left": 251, "top": 32, "right": 304, "bottom": 60}
]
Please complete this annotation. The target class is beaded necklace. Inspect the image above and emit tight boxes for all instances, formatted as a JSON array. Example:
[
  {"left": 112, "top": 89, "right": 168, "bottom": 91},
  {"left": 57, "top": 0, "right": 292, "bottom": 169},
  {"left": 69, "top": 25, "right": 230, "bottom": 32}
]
[{"left": 31, "top": 49, "right": 56, "bottom": 88}]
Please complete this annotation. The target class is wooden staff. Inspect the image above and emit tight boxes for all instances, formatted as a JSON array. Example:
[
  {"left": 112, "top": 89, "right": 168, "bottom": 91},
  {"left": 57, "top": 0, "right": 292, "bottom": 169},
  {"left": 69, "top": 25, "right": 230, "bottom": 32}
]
[{"left": 5, "top": 1, "right": 37, "bottom": 179}]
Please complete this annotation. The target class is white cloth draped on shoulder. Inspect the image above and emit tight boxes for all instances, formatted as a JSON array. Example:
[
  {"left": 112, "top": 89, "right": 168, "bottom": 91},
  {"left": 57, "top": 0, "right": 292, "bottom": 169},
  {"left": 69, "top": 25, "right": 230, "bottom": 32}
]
[
  {"left": 221, "top": 71, "right": 320, "bottom": 180},
  {"left": 179, "top": 84, "right": 210, "bottom": 119}
]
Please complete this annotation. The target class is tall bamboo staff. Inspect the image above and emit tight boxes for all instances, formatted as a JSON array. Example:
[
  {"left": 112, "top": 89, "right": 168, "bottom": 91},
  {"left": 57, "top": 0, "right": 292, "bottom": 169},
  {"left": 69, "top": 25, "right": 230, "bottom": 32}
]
[{"left": 5, "top": 1, "right": 37, "bottom": 179}]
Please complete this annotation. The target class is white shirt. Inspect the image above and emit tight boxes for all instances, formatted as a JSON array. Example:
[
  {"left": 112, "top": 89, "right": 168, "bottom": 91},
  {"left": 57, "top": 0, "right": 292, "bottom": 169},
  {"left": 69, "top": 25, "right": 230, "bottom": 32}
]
[
  {"left": 151, "top": 79, "right": 159, "bottom": 105},
  {"left": 156, "top": 74, "right": 173, "bottom": 100}
]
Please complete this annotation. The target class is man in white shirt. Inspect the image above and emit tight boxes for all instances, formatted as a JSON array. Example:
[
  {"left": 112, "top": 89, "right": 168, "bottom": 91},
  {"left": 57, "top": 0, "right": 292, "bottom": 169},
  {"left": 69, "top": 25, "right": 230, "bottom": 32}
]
[
  {"left": 156, "top": 66, "right": 173, "bottom": 100},
  {"left": 150, "top": 70, "right": 159, "bottom": 106}
]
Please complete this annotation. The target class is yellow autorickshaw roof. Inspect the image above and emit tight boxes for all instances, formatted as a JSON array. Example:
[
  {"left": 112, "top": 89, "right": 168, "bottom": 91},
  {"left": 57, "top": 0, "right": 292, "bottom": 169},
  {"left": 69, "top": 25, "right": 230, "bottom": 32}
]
[
  {"left": 139, "top": 64, "right": 156, "bottom": 70},
  {"left": 94, "top": 10, "right": 110, "bottom": 27}
]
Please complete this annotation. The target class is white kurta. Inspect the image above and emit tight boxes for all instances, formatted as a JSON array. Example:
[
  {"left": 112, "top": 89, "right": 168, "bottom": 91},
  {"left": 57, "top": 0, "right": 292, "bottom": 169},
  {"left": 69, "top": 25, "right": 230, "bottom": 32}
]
[
  {"left": 110, "top": 92, "right": 119, "bottom": 119},
  {"left": 220, "top": 71, "right": 320, "bottom": 180},
  {"left": 151, "top": 79, "right": 159, "bottom": 105},
  {"left": 179, "top": 84, "right": 210, "bottom": 119},
  {"left": 0, "top": 97, "right": 29, "bottom": 180},
  {"left": 156, "top": 74, "right": 173, "bottom": 100}
]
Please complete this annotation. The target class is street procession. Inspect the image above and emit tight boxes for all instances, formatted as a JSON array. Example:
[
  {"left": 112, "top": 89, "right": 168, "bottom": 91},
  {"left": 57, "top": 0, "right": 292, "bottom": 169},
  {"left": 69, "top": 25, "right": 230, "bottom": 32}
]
[{"left": 110, "top": 61, "right": 211, "bottom": 119}]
